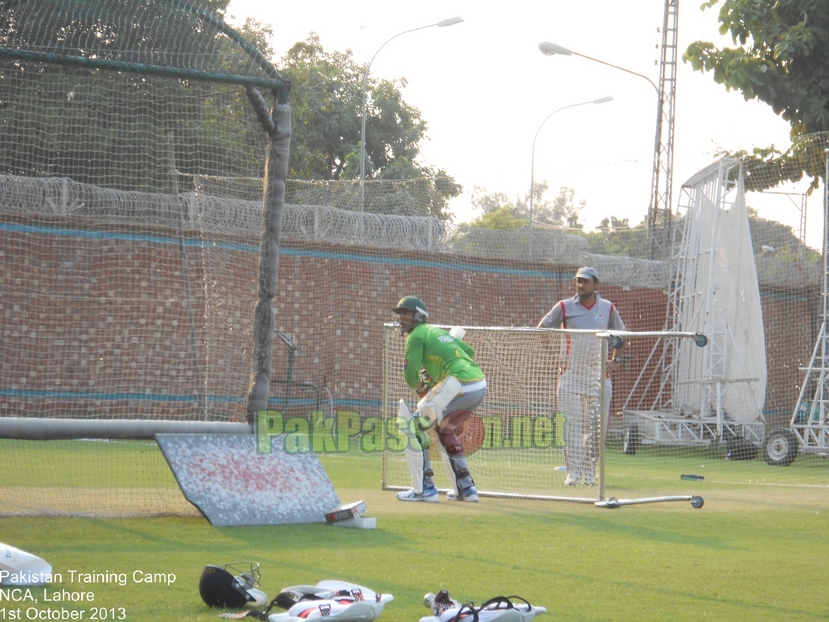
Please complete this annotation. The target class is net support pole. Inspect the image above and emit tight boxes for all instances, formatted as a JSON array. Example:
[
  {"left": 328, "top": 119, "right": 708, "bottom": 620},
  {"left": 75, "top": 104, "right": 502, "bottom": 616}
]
[
  {"left": 598, "top": 336, "right": 609, "bottom": 501},
  {"left": 381, "top": 326, "right": 393, "bottom": 490},
  {"left": 246, "top": 91, "right": 292, "bottom": 424}
]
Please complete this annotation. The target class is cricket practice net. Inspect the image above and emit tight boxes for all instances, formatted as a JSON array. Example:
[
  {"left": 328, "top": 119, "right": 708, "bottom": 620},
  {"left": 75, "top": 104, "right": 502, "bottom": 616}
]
[
  {"left": 2, "top": 162, "right": 827, "bottom": 515},
  {"left": 380, "top": 324, "right": 712, "bottom": 503},
  {"left": 1, "top": 0, "right": 828, "bottom": 516}
]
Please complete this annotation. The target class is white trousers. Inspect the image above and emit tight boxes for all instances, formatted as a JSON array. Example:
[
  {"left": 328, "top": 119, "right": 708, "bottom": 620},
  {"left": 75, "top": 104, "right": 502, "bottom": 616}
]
[{"left": 557, "top": 372, "right": 611, "bottom": 482}]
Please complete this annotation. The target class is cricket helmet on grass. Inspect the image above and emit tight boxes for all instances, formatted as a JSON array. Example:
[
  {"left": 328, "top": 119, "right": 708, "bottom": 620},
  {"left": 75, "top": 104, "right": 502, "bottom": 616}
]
[{"left": 199, "top": 562, "right": 268, "bottom": 609}]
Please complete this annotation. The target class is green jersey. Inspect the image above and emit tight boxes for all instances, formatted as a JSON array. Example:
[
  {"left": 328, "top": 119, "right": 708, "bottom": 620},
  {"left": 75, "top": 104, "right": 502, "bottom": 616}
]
[{"left": 403, "top": 323, "right": 485, "bottom": 390}]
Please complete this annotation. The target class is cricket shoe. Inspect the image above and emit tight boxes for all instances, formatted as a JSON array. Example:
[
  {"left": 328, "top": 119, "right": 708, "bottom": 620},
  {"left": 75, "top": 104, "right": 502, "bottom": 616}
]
[
  {"left": 446, "top": 485, "right": 479, "bottom": 502},
  {"left": 397, "top": 486, "right": 439, "bottom": 502},
  {"left": 564, "top": 474, "right": 580, "bottom": 486}
]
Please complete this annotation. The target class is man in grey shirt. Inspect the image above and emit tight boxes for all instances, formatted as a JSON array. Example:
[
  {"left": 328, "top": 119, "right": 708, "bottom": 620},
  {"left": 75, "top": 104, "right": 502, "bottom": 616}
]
[{"left": 538, "top": 267, "right": 626, "bottom": 486}]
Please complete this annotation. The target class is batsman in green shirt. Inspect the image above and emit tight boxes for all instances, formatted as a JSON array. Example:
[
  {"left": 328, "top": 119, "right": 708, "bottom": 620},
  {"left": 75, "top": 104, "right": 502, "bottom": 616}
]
[{"left": 391, "top": 296, "right": 487, "bottom": 502}]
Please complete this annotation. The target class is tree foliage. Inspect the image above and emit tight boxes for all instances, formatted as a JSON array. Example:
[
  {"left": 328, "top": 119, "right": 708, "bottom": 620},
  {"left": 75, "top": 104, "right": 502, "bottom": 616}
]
[
  {"left": 684, "top": 0, "right": 829, "bottom": 190},
  {"left": 466, "top": 206, "right": 528, "bottom": 230},
  {"left": 278, "top": 34, "right": 365, "bottom": 181},
  {"left": 0, "top": 12, "right": 461, "bottom": 218},
  {"left": 0, "top": 0, "right": 268, "bottom": 192},
  {"left": 580, "top": 216, "right": 650, "bottom": 259},
  {"left": 578, "top": 207, "right": 818, "bottom": 263},
  {"left": 469, "top": 183, "right": 585, "bottom": 229},
  {"left": 278, "top": 34, "right": 461, "bottom": 219},
  {"left": 746, "top": 207, "right": 820, "bottom": 262}
]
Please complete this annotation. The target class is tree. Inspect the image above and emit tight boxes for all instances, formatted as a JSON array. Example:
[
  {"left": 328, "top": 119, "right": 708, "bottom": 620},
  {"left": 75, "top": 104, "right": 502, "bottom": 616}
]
[
  {"left": 470, "top": 186, "right": 513, "bottom": 215},
  {"left": 581, "top": 206, "right": 818, "bottom": 262},
  {"left": 278, "top": 35, "right": 365, "bottom": 181},
  {"left": 746, "top": 207, "right": 820, "bottom": 263},
  {"left": 278, "top": 34, "right": 461, "bottom": 218},
  {"left": 684, "top": 0, "right": 829, "bottom": 190},
  {"left": 581, "top": 216, "right": 649, "bottom": 258},
  {"left": 466, "top": 206, "right": 528, "bottom": 230},
  {"left": 468, "top": 183, "right": 585, "bottom": 228},
  {"left": 516, "top": 183, "right": 586, "bottom": 228},
  {"left": 0, "top": 0, "right": 275, "bottom": 191}
]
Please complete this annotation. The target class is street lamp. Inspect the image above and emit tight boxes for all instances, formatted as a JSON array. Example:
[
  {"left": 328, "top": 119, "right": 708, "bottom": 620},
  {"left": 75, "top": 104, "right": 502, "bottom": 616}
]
[
  {"left": 528, "top": 96, "right": 613, "bottom": 258},
  {"left": 359, "top": 17, "right": 463, "bottom": 213},
  {"left": 538, "top": 42, "right": 658, "bottom": 95},
  {"left": 538, "top": 41, "right": 666, "bottom": 258}
]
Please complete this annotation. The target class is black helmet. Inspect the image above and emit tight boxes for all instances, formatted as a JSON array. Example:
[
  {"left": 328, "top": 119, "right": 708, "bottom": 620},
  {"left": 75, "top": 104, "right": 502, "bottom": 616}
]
[
  {"left": 391, "top": 296, "right": 428, "bottom": 322},
  {"left": 198, "top": 563, "right": 267, "bottom": 609},
  {"left": 391, "top": 296, "right": 429, "bottom": 334}
]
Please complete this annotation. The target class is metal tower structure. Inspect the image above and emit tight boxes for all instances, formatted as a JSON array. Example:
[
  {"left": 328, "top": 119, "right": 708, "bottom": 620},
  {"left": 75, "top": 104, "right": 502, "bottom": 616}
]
[
  {"left": 648, "top": 0, "right": 679, "bottom": 259},
  {"left": 771, "top": 149, "right": 829, "bottom": 465},
  {"left": 623, "top": 158, "right": 766, "bottom": 450}
]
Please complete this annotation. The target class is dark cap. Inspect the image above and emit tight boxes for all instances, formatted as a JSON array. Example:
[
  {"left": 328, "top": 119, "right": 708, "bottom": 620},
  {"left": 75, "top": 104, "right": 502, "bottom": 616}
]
[{"left": 574, "top": 266, "right": 599, "bottom": 281}]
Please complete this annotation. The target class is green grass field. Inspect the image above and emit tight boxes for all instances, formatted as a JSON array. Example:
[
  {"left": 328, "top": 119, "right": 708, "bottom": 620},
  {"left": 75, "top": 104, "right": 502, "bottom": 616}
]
[{"left": 1, "top": 446, "right": 828, "bottom": 621}]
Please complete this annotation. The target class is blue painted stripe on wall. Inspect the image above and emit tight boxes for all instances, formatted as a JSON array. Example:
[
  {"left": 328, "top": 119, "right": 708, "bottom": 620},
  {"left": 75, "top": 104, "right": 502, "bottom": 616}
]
[
  {"left": 3, "top": 221, "right": 816, "bottom": 291},
  {"left": 0, "top": 222, "right": 564, "bottom": 278}
]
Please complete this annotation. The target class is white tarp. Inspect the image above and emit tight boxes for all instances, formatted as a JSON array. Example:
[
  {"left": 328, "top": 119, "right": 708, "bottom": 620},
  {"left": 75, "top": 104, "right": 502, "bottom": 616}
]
[{"left": 674, "top": 173, "right": 767, "bottom": 423}]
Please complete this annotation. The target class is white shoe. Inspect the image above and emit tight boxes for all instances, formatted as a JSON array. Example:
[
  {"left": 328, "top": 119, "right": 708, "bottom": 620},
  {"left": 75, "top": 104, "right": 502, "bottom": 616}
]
[
  {"left": 397, "top": 487, "right": 439, "bottom": 502},
  {"left": 564, "top": 474, "right": 580, "bottom": 486},
  {"left": 446, "top": 486, "right": 479, "bottom": 502}
]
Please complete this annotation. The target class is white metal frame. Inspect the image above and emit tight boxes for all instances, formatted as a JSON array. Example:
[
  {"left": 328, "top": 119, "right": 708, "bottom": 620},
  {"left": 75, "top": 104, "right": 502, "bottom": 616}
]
[
  {"left": 622, "top": 411, "right": 765, "bottom": 447},
  {"left": 623, "top": 158, "right": 767, "bottom": 447},
  {"left": 787, "top": 150, "right": 829, "bottom": 458}
]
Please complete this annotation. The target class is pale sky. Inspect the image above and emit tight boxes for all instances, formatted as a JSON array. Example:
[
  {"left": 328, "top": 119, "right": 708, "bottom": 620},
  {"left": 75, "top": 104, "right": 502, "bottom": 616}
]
[{"left": 226, "top": 0, "right": 823, "bottom": 251}]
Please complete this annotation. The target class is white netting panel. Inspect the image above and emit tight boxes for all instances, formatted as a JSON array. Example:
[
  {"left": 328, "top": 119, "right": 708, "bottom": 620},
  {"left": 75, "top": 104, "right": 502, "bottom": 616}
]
[
  {"left": 1, "top": 173, "right": 673, "bottom": 288},
  {"left": 2, "top": 21, "right": 828, "bottom": 520},
  {"left": 382, "top": 325, "right": 606, "bottom": 500}
]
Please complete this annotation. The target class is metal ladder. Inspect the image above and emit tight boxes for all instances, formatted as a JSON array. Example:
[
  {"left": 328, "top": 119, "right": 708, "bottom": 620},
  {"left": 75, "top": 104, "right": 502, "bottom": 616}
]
[{"left": 789, "top": 150, "right": 829, "bottom": 457}]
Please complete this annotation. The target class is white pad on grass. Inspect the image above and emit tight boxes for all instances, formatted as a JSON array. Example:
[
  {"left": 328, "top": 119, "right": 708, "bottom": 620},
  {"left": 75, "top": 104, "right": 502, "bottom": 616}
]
[
  {"left": 268, "top": 581, "right": 393, "bottom": 622},
  {"left": 421, "top": 599, "right": 546, "bottom": 622},
  {"left": 156, "top": 434, "right": 339, "bottom": 527},
  {"left": 0, "top": 542, "right": 52, "bottom": 586}
]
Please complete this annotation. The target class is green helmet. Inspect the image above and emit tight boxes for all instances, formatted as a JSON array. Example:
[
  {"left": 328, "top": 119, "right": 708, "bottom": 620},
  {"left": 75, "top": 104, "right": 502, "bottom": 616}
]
[{"left": 391, "top": 296, "right": 429, "bottom": 327}]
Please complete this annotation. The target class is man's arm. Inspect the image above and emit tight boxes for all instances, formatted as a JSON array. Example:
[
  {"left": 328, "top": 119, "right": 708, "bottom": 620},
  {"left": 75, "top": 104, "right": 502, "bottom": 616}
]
[
  {"left": 537, "top": 302, "right": 563, "bottom": 329},
  {"left": 608, "top": 305, "right": 626, "bottom": 369},
  {"left": 610, "top": 340, "right": 626, "bottom": 364},
  {"left": 455, "top": 338, "right": 474, "bottom": 359},
  {"left": 403, "top": 334, "right": 424, "bottom": 390},
  {"left": 537, "top": 302, "right": 566, "bottom": 371}
]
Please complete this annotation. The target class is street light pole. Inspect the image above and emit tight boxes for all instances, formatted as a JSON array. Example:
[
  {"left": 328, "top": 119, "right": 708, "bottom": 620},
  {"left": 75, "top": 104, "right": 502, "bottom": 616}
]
[
  {"left": 359, "top": 17, "right": 463, "bottom": 214},
  {"left": 538, "top": 42, "right": 658, "bottom": 95},
  {"left": 529, "top": 96, "right": 613, "bottom": 258},
  {"left": 539, "top": 41, "right": 665, "bottom": 258}
]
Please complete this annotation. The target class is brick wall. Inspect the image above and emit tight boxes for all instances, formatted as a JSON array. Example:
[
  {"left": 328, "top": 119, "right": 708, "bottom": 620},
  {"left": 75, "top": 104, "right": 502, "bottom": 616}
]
[{"left": 0, "top": 216, "right": 816, "bottom": 423}]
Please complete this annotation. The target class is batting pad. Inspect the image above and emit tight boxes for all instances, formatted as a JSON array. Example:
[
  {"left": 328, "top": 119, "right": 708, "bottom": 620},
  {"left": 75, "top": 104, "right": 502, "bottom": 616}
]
[
  {"left": 156, "top": 434, "right": 339, "bottom": 527},
  {"left": 0, "top": 542, "right": 52, "bottom": 586}
]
